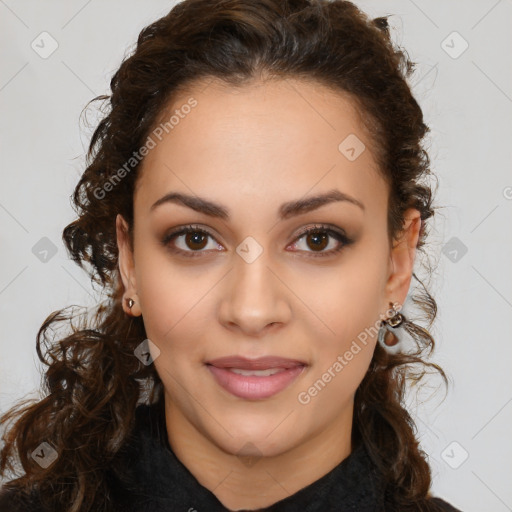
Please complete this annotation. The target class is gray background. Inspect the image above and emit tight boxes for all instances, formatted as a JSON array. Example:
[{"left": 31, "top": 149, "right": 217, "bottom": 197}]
[{"left": 1, "top": 1, "right": 511, "bottom": 510}]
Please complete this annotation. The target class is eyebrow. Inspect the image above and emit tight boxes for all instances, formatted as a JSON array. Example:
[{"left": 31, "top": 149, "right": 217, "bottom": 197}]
[{"left": 150, "top": 189, "right": 365, "bottom": 220}]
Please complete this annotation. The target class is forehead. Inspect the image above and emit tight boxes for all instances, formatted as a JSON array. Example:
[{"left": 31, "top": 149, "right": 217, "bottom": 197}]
[{"left": 134, "top": 77, "right": 386, "bottom": 221}]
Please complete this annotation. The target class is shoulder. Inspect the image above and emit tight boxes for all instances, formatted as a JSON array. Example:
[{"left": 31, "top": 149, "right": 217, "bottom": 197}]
[
  {"left": 429, "top": 496, "right": 464, "bottom": 511},
  {"left": 0, "top": 403, "right": 158, "bottom": 512},
  {"left": 0, "top": 484, "right": 46, "bottom": 512},
  {"left": 394, "top": 495, "right": 463, "bottom": 512}
]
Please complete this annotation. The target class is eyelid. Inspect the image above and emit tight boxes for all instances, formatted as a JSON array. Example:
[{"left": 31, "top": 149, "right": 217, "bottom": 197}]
[{"left": 293, "top": 223, "right": 348, "bottom": 240}]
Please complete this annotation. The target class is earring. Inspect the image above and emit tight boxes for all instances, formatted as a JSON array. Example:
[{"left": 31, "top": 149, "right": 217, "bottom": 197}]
[
  {"left": 124, "top": 297, "right": 142, "bottom": 317},
  {"left": 378, "top": 301, "right": 406, "bottom": 350}
]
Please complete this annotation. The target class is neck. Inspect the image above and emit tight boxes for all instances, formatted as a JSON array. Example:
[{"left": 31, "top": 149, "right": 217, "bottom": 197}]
[{"left": 163, "top": 394, "right": 354, "bottom": 511}]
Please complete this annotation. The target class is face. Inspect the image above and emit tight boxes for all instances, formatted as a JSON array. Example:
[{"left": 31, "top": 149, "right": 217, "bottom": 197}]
[{"left": 117, "top": 77, "right": 420, "bottom": 459}]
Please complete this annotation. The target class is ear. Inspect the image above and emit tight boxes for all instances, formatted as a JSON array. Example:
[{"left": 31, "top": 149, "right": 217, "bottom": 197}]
[
  {"left": 384, "top": 208, "right": 422, "bottom": 306},
  {"left": 116, "top": 214, "right": 142, "bottom": 317}
]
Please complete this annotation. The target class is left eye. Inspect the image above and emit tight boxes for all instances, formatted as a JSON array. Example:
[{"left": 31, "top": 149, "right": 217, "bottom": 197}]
[{"left": 290, "top": 226, "right": 349, "bottom": 255}]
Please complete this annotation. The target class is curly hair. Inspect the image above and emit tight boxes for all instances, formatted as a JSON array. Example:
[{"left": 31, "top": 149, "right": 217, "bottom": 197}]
[{"left": 1, "top": 1, "right": 448, "bottom": 510}]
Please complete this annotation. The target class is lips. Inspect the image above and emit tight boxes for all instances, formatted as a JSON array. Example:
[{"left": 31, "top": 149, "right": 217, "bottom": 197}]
[
  {"left": 205, "top": 355, "right": 307, "bottom": 370},
  {"left": 205, "top": 355, "right": 307, "bottom": 400}
]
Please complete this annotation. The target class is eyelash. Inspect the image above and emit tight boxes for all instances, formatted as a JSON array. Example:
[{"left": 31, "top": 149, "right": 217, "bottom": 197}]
[{"left": 161, "top": 223, "right": 354, "bottom": 259}]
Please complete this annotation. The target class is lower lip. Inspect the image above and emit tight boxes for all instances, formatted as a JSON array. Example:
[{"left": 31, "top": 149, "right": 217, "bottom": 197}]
[{"left": 206, "top": 364, "right": 306, "bottom": 400}]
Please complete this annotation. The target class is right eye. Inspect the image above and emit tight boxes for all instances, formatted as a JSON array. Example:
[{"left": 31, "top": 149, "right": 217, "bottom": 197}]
[{"left": 161, "top": 224, "right": 224, "bottom": 257}]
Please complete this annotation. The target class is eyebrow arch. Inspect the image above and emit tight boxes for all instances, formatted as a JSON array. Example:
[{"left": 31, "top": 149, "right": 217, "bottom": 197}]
[{"left": 150, "top": 188, "right": 365, "bottom": 220}]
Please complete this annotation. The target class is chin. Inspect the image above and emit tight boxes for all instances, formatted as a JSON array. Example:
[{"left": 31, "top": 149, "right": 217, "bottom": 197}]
[{"left": 205, "top": 419, "right": 291, "bottom": 457}]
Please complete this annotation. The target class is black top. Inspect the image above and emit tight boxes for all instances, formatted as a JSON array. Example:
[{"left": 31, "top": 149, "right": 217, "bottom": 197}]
[{"left": 0, "top": 398, "right": 463, "bottom": 511}]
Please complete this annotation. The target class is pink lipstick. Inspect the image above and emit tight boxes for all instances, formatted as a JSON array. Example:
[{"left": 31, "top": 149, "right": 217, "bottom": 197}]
[{"left": 205, "top": 355, "right": 307, "bottom": 400}]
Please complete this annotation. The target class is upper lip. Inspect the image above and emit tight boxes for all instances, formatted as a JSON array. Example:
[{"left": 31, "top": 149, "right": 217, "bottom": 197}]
[{"left": 206, "top": 355, "right": 307, "bottom": 370}]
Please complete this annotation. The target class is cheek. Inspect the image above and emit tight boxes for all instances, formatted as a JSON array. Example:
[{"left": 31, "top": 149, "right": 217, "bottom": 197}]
[
  {"left": 299, "top": 254, "right": 386, "bottom": 341},
  {"left": 134, "top": 254, "right": 216, "bottom": 356},
  {"left": 297, "top": 277, "right": 380, "bottom": 409},
  {"left": 296, "top": 252, "right": 385, "bottom": 395}
]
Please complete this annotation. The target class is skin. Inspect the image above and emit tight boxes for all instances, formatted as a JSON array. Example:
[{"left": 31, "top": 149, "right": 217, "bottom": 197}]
[{"left": 116, "top": 77, "right": 421, "bottom": 511}]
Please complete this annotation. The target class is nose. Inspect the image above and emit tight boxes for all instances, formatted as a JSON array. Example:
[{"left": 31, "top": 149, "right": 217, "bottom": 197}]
[{"left": 218, "top": 250, "right": 291, "bottom": 337}]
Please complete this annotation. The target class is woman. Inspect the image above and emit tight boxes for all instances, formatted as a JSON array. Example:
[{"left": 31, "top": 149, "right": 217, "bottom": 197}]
[{"left": 0, "top": 0, "right": 462, "bottom": 510}]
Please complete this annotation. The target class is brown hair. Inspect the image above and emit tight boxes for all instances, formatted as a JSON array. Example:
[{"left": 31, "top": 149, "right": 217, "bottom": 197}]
[{"left": 1, "top": 1, "right": 447, "bottom": 510}]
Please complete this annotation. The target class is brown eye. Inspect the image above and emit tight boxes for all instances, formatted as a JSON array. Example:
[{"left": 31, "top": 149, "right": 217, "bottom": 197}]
[
  {"left": 184, "top": 231, "right": 208, "bottom": 250},
  {"left": 162, "top": 225, "right": 222, "bottom": 257},
  {"left": 162, "top": 223, "right": 354, "bottom": 259},
  {"left": 289, "top": 224, "right": 354, "bottom": 258},
  {"left": 305, "top": 232, "right": 329, "bottom": 252}
]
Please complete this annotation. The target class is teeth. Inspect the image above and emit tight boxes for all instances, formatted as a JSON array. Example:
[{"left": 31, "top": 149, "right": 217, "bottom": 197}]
[{"left": 229, "top": 367, "right": 285, "bottom": 377}]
